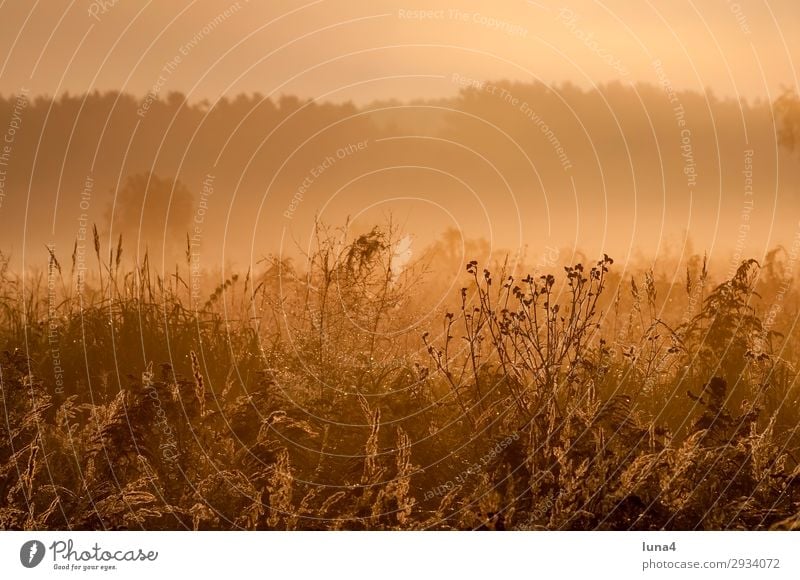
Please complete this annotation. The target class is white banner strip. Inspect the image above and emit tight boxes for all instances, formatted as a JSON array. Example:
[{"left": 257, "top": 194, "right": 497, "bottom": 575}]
[{"left": 1, "top": 531, "right": 798, "bottom": 579}]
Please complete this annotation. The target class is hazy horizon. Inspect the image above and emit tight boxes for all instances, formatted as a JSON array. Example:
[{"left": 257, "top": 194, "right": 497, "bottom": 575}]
[
  {"left": 1, "top": 1, "right": 798, "bottom": 104},
  {"left": 0, "top": 81, "right": 798, "bottom": 273},
  {"left": 1, "top": 1, "right": 799, "bottom": 272}
]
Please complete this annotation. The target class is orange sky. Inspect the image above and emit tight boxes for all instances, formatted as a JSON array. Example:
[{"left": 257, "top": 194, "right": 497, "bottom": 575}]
[
  {"left": 1, "top": 0, "right": 799, "bottom": 273},
  {"left": 0, "top": 0, "right": 797, "bottom": 104}
]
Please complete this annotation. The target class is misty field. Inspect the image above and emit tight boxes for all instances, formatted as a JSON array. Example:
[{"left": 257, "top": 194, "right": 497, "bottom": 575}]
[{"left": 2, "top": 223, "right": 800, "bottom": 531}]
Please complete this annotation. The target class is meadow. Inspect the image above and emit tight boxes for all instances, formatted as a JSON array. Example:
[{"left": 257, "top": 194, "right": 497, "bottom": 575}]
[{"left": 1, "top": 222, "right": 800, "bottom": 530}]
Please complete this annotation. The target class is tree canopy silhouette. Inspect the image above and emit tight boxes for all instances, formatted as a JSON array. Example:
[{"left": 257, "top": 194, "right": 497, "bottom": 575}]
[{"left": 108, "top": 172, "right": 193, "bottom": 260}]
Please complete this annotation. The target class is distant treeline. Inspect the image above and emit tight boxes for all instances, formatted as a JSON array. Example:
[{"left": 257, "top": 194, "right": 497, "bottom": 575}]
[{"left": 0, "top": 82, "right": 796, "bottom": 261}]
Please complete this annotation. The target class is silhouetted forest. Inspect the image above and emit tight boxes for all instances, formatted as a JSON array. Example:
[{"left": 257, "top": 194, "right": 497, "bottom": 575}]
[{"left": 1, "top": 82, "right": 798, "bottom": 262}]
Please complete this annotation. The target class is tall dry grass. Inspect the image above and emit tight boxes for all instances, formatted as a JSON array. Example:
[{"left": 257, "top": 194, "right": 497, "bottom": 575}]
[{"left": 1, "top": 224, "right": 799, "bottom": 530}]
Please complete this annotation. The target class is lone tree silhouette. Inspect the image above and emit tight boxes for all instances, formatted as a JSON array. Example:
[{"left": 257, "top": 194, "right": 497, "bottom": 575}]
[
  {"left": 777, "top": 89, "right": 800, "bottom": 154},
  {"left": 109, "top": 172, "right": 193, "bottom": 261}
]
